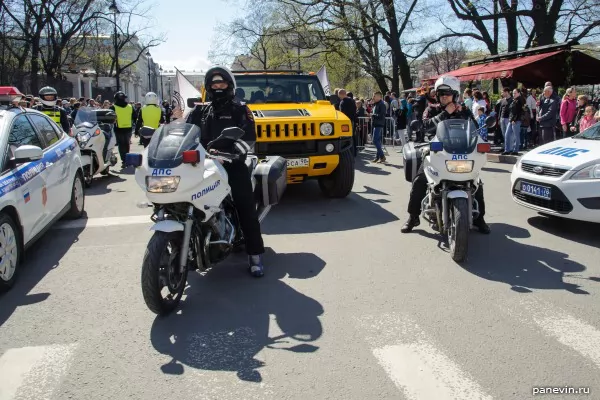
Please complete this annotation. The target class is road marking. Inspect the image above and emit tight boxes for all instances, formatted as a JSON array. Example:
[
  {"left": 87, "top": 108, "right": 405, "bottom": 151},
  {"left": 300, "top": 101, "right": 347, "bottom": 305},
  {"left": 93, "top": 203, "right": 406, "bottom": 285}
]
[
  {"left": 53, "top": 215, "right": 151, "bottom": 229},
  {"left": 0, "top": 343, "right": 78, "bottom": 400},
  {"left": 503, "top": 298, "right": 600, "bottom": 369},
  {"left": 356, "top": 313, "right": 493, "bottom": 400}
]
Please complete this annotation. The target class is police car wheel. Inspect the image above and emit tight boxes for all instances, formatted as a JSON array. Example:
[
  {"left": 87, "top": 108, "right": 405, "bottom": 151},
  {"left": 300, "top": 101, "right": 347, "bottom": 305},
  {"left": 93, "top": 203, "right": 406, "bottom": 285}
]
[
  {"left": 65, "top": 172, "right": 85, "bottom": 220},
  {"left": 0, "top": 213, "right": 21, "bottom": 291}
]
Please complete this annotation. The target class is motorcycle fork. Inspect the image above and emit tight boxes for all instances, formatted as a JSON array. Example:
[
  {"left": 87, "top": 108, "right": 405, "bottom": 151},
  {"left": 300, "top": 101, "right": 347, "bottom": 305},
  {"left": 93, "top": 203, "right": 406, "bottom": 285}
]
[
  {"left": 466, "top": 182, "right": 473, "bottom": 227},
  {"left": 441, "top": 182, "right": 448, "bottom": 232},
  {"left": 179, "top": 205, "right": 194, "bottom": 273}
]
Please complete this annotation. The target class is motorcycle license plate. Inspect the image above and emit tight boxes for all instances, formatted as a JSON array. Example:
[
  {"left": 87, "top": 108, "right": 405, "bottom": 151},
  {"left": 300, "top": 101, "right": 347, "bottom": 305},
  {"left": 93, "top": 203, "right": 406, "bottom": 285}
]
[
  {"left": 520, "top": 182, "right": 551, "bottom": 200},
  {"left": 287, "top": 158, "right": 310, "bottom": 169}
]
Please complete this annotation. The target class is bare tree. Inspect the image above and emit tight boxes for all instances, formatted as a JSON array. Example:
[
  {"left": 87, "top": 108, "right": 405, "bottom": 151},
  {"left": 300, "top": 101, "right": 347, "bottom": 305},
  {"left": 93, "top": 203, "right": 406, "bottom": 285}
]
[{"left": 424, "top": 38, "right": 467, "bottom": 75}]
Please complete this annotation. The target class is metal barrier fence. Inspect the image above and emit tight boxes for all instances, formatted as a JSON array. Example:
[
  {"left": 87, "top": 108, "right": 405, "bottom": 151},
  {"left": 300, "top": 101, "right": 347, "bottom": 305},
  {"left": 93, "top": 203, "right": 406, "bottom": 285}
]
[{"left": 355, "top": 116, "right": 410, "bottom": 155}]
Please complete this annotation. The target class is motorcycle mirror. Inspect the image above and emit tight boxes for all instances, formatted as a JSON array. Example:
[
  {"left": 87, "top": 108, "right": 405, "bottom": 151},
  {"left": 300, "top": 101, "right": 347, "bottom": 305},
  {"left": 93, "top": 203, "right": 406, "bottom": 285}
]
[
  {"left": 187, "top": 97, "right": 201, "bottom": 108},
  {"left": 485, "top": 115, "right": 497, "bottom": 128},
  {"left": 219, "top": 127, "right": 245, "bottom": 141},
  {"left": 410, "top": 120, "right": 422, "bottom": 131}
]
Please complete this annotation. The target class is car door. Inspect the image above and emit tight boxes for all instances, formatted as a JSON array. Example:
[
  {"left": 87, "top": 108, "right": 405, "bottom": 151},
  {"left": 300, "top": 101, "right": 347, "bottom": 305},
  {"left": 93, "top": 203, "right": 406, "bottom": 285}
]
[
  {"left": 27, "top": 113, "right": 71, "bottom": 218},
  {"left": 5, "top": 114, "right": 49, "bottom": 244}
]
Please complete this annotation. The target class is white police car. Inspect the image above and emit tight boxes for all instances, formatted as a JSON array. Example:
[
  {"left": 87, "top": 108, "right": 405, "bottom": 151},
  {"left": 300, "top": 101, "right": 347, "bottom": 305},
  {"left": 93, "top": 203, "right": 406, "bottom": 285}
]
[
  {"left": 0, "top": 106, "right": 85, "bottom": 292},
  {"left": 510, "top": 122, "right": 600, "bottom": 223}
]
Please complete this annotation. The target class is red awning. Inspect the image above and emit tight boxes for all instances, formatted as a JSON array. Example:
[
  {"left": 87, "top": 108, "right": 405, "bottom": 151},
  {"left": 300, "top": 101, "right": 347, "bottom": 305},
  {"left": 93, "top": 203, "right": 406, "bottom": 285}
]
[{"left": 424, "top": 51, "right": 563, "bottom": 84}]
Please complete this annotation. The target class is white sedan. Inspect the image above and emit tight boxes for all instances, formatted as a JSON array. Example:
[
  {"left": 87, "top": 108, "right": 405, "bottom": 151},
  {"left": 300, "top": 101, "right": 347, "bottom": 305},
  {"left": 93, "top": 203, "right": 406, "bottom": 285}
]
[
  {"left": 0, "top": 106, "right": 85, "bottom": 292},
  {"left": 510, "top": 122, "right": 600, "bottom": 223}
]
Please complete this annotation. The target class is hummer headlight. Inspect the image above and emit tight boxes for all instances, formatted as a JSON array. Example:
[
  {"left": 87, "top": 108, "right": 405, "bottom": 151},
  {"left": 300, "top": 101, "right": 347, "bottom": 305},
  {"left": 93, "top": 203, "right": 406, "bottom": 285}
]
[
  {"left": 145, "top": 176, "right": 181, "bottom": 193},
  {"left": 320, "top": 123, "right": 333, "bottom": 136},
  {"left": 446, "top": 160, "right": 474, "bottom": 173}
]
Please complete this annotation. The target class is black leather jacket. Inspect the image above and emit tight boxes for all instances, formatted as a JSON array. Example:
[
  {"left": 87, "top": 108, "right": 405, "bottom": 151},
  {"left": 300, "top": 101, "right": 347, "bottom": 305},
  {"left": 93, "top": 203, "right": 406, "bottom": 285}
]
[{"left": 422, "top": 103, "right": 479, "bottom": 134}]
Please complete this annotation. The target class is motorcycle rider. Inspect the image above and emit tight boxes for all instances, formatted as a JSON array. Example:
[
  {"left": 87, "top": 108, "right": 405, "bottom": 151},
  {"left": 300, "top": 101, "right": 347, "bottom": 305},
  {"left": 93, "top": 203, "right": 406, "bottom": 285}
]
[
  {"left": 401, "top": 75, "right": 491, "bottom": 234},
  {"left": 185, "top": 66, "right": 267, "bottom": 277},
  {"left": 110, "top": 91, "right": 135, "bottom": 169},
  {"left": 35, "top": 86, "right": 70, "bottom": 134},
  {"left": 135, "top": 92, "right": 165, "bottom": 147}
]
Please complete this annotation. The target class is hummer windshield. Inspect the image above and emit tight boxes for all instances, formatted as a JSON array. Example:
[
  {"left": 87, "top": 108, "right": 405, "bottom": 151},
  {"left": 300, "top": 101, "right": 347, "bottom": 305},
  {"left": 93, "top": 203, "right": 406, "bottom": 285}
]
[{"left": 234, "top": 75, "right": 327, "bottom": 104}]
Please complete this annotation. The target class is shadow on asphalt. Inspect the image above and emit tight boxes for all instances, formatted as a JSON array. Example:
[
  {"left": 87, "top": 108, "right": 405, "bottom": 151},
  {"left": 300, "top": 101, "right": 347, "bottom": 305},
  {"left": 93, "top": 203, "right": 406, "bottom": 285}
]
[
  {"left": 465, "top": 223, "right": 589, "bottom": 294},
  {"left": 0, "top": 223, "right": 85, "bottom": 327},
  {"left": 527, "top": 215, "right": 600, "bottom": 248},
  {"left": 84, "top": 173, "right": 127, "bottom": 196},
  {"left": 261, "top": 181, "right": 399, "bottom": 234},
  {"left": 150, "top": 248, "right": 325, "bottom": 382}
]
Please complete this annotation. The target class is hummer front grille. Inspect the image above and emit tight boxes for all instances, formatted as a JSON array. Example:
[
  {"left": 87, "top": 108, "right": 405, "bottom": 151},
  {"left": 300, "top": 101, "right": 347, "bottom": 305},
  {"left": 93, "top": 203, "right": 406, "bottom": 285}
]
[{"left": 256, "top": 123, "right": 319, "bottom": 140}]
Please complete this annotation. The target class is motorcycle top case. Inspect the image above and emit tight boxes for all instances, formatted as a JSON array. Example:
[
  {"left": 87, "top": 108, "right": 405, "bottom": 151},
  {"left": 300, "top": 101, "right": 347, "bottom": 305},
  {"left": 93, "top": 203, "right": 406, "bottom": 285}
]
[
  {"left": 402, "top": 142, "right": 423, "bottom": 182},
  {"left": 94, "top": 109, "right": 117, "bottom": 124},
  {"left": 253, "top": 156, "right": 287, "bottom": 207},
  {"left": 139, "top": 126, "right": 156, "bottom": 140}
]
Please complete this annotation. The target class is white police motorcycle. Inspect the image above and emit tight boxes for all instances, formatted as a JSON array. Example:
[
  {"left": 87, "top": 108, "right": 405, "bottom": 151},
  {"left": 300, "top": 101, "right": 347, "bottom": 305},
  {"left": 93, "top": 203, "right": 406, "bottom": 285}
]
[
  {"left": 126, "top": 122, "right": 287, "bottom": 315},
  {"left": 73, "top": 107, "right": 118, "bottom": 187},
  {"left": 403, "top": 116, "right": 495, "bottom": 262}
]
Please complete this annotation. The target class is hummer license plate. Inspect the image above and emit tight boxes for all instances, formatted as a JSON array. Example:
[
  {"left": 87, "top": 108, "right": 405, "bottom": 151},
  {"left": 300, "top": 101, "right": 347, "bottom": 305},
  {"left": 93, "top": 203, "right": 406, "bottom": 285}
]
[{"left": 286, "top": 158, "right": 310, "bottom": 169}]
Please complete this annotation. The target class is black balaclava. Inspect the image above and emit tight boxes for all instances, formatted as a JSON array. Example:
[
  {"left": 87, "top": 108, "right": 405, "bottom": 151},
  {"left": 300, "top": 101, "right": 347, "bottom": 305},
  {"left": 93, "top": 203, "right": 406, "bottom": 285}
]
[{"left": 204, "top": 67, "right": 235, "bottom": 109}]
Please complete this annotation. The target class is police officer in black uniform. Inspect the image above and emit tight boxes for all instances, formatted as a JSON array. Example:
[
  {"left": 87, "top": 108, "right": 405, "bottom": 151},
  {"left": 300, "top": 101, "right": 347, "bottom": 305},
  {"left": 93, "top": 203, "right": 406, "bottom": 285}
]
[
  {"left": 401, "top": 75, "right": 490, "bottom": 234},
  {"left": 186, "top": 66, "right": 267, "bottom": 277},
  {"left": 35, "top": 86, "right": 70, "bottom": 133}
]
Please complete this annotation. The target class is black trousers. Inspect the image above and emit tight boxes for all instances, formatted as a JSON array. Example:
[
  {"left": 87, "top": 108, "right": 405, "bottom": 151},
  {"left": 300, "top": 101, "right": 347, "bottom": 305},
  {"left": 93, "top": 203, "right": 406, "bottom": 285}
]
[
  {"left": 225, "top": 161, "right": 265, "bottom": 255},
  {"left": 407, "top": 164, "right": 486, "bottom": 219},
  {"left": 114, "top": 128, "right": 131, "bottom": 163}
]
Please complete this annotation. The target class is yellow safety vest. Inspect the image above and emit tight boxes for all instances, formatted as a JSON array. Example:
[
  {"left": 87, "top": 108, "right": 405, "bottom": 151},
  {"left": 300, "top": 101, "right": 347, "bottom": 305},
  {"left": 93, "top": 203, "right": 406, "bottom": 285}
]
[
  {"left": 141, "top": 105, "right": 162, "bottom": 128},
  {"left": 114, "top": 104, "right": 133, "bottom": 128},
  {"left": 42, "top": 108, "right": 61, "bottom": 124}
]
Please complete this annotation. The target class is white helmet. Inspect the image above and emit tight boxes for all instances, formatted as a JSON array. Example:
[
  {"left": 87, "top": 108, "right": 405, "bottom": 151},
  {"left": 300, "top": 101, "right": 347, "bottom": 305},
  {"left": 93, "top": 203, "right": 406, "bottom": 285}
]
[
  {"left": 434, "top": 75, "right": 460, "bottom": 93},
  {"left": 144, "top": 92, "right": 158, "bottom": 105}
]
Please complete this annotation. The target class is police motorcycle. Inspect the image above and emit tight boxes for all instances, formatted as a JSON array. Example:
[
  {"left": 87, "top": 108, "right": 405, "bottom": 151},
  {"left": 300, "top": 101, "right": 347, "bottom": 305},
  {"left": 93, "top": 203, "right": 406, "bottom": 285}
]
[
  {"left": 73, "top": 106, "right": 118, "bottom": 186},
  {"left": 125, "top": 122, "right": 287, "bottom": 315},
  {"left": 403, "top": 116, "right": 496, "bottom": 262}
]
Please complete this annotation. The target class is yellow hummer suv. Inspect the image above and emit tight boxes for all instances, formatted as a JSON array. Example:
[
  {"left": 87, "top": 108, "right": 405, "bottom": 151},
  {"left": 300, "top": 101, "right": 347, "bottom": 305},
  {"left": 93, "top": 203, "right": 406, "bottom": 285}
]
[{"left": 232, "top": 70, "right": 355, "bottom": 198}]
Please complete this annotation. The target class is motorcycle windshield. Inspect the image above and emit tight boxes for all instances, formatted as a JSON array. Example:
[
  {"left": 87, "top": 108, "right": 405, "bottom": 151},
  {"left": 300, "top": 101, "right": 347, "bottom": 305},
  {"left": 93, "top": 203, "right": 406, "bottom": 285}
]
[
  {"left": 435, "top": 119, "right": 479, "bottom": 154},
  {"left": 146, "top": 121, "right": 201, "bottom": 168},
  {"left": 74, "top": 107, "right": 97, "bottom": 128}
]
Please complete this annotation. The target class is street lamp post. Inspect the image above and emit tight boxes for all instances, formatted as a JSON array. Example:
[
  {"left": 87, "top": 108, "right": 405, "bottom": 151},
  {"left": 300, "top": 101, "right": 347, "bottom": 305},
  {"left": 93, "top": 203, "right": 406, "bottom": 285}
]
[
  {"left": 159, "top": 66, "right": 164, "bottom": 100},
  {"left": 167, "top": 77, "right": 171, "bottom": 103},
  {"left": 109, "top": 1, "right": 120, "bottom": 91},
  {"left": 146, "top": 51, "right": 151, "bottom": 93}
]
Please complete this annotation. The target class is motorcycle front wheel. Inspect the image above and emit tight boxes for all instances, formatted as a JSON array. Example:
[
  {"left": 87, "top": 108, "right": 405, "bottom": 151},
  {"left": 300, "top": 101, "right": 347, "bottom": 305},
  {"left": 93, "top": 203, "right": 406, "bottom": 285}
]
[
  {"left": 448, "top": 197, "right": 469, "bottom": 262},
  {"left": 141, "top": 231, "right": 188, "bottom": 315}
]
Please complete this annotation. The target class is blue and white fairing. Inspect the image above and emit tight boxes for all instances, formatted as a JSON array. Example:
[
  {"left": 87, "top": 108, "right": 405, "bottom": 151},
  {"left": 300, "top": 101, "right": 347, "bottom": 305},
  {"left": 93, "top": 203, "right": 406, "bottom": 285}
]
[{"left": 133, "top": 122, "right": 231, "bottom": 221}]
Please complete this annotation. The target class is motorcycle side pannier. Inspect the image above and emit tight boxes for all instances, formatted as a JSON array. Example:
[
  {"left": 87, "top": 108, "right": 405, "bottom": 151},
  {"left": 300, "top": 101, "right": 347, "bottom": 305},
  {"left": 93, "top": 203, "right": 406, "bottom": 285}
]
[
  {"left": 253, "top": 156, "right": 287, "bottom": 206},
  {"left": 402, "top": 142, "right": 423, "bottom": 182}
]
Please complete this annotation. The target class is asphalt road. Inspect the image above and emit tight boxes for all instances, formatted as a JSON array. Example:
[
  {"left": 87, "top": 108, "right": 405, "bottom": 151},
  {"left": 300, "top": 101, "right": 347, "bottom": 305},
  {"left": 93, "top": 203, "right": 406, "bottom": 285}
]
[{"left": 1, "top": 144, "right": 599, "bottom": 400}]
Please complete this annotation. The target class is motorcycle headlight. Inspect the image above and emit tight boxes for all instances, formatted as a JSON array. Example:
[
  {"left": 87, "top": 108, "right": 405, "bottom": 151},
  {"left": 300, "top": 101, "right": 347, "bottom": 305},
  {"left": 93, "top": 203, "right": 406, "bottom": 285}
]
[
  {"left": 446, "top": 160, "right": 474, "bottom": 173},
  {"left": 145, "top": 176, "right": 180, "bottom": 193},
  {"left": 569, "top": 164, "right": 600, "bottom": 180},
  {"left": 320, "top": 123, "right": 333, "bottom": 136}
]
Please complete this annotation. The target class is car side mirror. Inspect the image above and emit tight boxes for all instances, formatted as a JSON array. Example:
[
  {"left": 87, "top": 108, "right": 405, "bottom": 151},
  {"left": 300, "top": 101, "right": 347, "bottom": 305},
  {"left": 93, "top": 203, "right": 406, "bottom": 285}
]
[
  {"left": 13, "top": 145, "right": 43, "bottom": 163},
  {"left": 485, "top": 115, "right": 496, "bottom": 128},
  {"left": 410, "top": 120, "right": 422, "bottom": 131}
]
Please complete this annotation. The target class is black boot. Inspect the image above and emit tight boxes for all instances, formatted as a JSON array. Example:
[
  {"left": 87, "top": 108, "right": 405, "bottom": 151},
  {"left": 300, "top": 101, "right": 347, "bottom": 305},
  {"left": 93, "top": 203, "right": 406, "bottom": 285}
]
[
  {"left": 473, "top": 217, "right": 491, "bottom": 234},
  {"left": 401, "top": 215, "right": 420, "bottom": 233}
]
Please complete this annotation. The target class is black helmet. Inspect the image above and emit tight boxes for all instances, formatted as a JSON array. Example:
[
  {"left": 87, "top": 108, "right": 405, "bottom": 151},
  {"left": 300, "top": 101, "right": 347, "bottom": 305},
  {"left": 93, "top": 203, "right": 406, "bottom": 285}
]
[
  {"left": 39, "top": 86, "right": 58, "bottom": 107},
  {"left": 114, "top": 91, "right": 128, "bottom": 106},
  {"left": 204, "top": 66, "right": 236, "bottom": 103}
]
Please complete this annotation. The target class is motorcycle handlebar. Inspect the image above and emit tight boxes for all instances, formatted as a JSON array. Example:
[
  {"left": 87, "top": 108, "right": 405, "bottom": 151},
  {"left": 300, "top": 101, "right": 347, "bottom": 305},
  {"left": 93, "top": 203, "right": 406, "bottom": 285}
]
[{"left": 207, "top": 151, "right": 240, "bottom": 163}]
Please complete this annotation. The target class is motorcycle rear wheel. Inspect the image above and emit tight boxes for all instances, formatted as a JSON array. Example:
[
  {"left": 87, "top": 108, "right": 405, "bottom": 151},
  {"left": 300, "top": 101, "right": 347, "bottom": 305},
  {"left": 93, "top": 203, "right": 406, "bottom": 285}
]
[
  {"left": 448, "top": 198, "right": 469, "bottom": 262},
  {"left": 141, "top": 231, "right": 188, "bottom": 315}
]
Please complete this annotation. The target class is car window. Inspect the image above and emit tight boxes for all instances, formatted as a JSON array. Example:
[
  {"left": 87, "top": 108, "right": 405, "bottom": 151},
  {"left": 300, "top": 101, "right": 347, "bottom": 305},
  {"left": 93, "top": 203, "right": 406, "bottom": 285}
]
[
  {"left": 9, "top": 115, "right": 43, "bottom": 149},
  {"left": 28, "top": 114, "right": 61, "bottom": 147}
]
